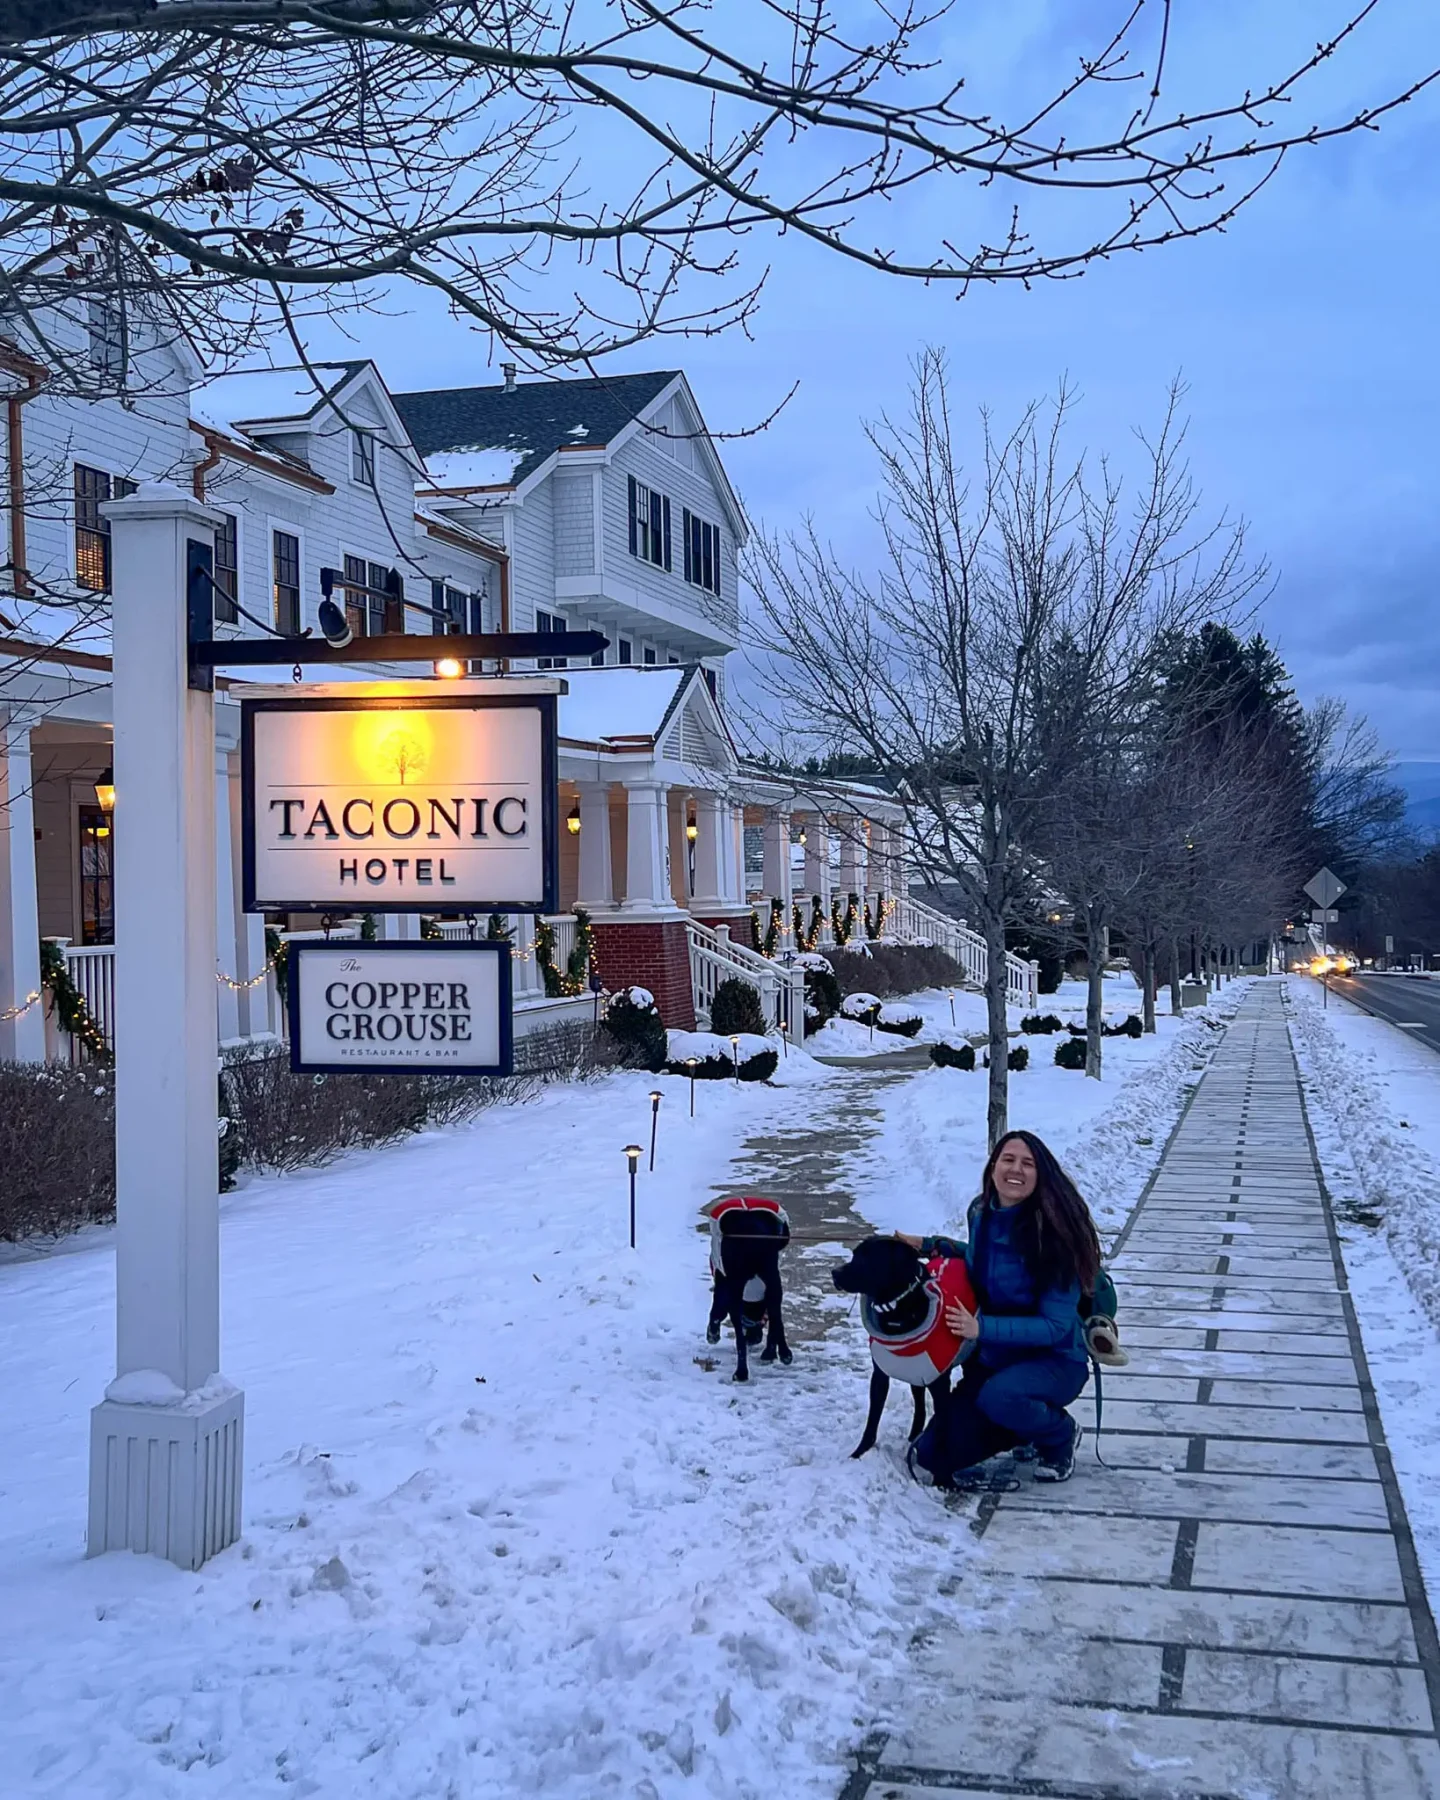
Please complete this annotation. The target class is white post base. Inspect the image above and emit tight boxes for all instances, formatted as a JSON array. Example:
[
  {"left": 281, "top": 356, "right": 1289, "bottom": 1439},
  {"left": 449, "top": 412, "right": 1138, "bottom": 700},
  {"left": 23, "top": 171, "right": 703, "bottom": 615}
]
[{"left": 88, "top": 1384, "right": 244, "bottom": 1570}]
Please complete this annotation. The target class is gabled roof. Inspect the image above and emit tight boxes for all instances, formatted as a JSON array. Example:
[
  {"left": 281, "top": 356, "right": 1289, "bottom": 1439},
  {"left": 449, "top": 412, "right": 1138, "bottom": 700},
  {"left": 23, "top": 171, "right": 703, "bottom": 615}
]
[
  {"left": 558, "top": 665, "right": 736, "bottom": 772},
  {"left": 393, "top": 371, "right": 680, "bottom": 488},
  {"left": 191, "top": 361, "right": 418, "bottom": 460}
]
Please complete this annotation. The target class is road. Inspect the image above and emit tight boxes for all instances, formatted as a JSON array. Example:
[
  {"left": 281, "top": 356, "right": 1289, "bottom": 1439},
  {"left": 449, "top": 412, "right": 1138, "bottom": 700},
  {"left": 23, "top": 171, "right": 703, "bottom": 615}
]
[{"left": 1327, "top": 970, "right": 1440, "bottom": 1055}]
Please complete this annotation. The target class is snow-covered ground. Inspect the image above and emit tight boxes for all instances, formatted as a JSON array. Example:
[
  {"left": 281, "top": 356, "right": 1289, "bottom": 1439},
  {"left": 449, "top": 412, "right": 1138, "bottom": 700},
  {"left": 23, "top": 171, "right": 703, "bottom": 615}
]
[
  {"left": 1286, "top": 978, "right": 1440, "bottom": 1615},
  {"left": 0, "top": 978, "right": 1247, "bottom": 1800}
]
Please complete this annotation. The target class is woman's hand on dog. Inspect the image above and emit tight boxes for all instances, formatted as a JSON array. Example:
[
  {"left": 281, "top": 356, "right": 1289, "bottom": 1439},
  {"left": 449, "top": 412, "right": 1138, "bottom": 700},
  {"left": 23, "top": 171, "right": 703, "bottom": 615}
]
[{"left": 944, "top": 1300, "right": 981, "bottom": 1340}]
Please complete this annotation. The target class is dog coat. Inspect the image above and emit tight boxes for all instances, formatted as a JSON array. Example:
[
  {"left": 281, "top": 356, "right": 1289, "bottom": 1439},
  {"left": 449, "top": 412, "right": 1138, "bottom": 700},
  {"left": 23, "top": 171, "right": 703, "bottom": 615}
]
[
  {"left": 862, "top": 1255, "right": 977, "bottom": 1386},
  {"left": 705, "top": 1195, "right": 790, "bottom": 1305}
]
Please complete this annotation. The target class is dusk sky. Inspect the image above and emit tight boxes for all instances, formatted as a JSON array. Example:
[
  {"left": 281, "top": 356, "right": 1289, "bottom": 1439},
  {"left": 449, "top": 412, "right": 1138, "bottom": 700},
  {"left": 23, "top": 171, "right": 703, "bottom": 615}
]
[{"left": 313, "top": 2, "right": 1440, "bottom": 761}]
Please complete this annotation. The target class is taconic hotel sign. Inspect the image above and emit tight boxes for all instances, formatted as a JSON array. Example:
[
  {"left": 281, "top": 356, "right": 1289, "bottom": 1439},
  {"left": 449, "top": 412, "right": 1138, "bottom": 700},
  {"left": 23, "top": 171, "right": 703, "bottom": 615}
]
[
  {"left": 241, "top": 692, "right": 558, "bottom": 913},
  {"left": 288, "top": 941, "right": 513, "bottom": 1074}
]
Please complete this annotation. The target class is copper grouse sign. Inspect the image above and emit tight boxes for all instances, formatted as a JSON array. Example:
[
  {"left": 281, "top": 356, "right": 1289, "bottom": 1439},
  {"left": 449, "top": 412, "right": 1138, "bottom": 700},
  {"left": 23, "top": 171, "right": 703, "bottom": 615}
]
[{"left": 241, "top": 691, "right": 558, "bottom": 914}]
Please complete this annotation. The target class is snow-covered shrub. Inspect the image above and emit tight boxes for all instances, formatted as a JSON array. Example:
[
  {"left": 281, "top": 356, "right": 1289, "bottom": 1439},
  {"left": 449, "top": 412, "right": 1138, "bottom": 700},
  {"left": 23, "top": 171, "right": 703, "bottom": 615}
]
[
  {"left": 930, "top": 1041, "right": 976, "bottom": 1071},
  {"left": 1021, "top": 1012, "right": 1064, "bottom": 1035},
  {"left": 840, "top": 991, "right": 881, "bottom": 1026},
  {"left": 0, "top": 1062, "right": 115, "bottom": 1239},
  {"left": 803, "top": 964, "right": 843, "bottom": 1035},
  {"left": 667, "top": 1029, "right": 777, "bottom": 1082},
  {"left": 876, "top": 1002, "right": 923, "bottom": 1038},
  {"left": 602, "top": 988, "right": 668, "bottom": 1071},
  {"left": 709, "top": 975, "right": 767, "bottom": 1038},
  {"left": 1054, "top": 1037, "right": 1087, "bottom": 1070},
  {"left": 1008, "top": 1044, "right": 1029, "bottom": 1072},
  {"left": 795, "top": 952, "right": 833, "bottom": 973},
  {"left": 1103, "top": 1013, "right": 1144, "bottom": 1039}
]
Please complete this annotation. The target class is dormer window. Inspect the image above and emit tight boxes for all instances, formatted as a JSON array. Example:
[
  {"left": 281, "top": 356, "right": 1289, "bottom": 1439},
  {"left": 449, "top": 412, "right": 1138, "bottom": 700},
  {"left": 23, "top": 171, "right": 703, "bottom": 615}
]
[
  {"left": 86, "top": 299, "right": 123, "bottom": 379},
  {"left": 351, "top": 430, "right": 376, "bottom": 484},
  {"left": 628, "top": 475, "right": 671, "bottom": 571}
]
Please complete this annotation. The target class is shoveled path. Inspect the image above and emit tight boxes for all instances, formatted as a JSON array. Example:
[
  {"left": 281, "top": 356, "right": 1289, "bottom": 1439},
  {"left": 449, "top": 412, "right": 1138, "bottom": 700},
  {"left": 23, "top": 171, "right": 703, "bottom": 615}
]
[{"left": 847, "top": 980, "right": 1440, "bottom": 1800}]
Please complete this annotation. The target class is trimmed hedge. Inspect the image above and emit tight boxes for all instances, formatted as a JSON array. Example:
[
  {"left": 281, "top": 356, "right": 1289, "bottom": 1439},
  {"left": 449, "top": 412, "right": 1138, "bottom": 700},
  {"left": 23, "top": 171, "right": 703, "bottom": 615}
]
[
  {"left": 0, "top": 1061, "right": 115, "bottom": 1240},
  {"left": 876, "top": 1008, "right": 923, "bottom": 1039},
  {"left": 803, "top": 966, "right": 843, "bottom": 1034},
  {"left": 830, "top": 943, "right": 965, "bottom": 999},
  {"left": 1021, "top": 1013, "right": 1064, "bottom": 1034},
  {"left": 1054, "top": 1037, "right": 1088, "bottom": 1070},
  {"left": 930, "top": 1041, "right": 976, "bottom": 1071},
  {"left": 1103, "top": 1013, "right": 1144, "bottom": 1039}
]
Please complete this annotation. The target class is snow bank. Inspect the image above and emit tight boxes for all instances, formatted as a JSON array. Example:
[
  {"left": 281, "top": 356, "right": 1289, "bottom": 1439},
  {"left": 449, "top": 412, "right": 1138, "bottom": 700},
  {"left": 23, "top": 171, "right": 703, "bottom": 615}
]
[{"left": 1288, "top": 981, "right": 1440, "bottom": 1332}]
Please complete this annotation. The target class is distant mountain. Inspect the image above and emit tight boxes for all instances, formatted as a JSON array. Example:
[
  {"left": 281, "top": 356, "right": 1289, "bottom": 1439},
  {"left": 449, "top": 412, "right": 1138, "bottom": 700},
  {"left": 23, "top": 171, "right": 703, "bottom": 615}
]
[{"left": 1394, "top": 762, "right": 1440, "bottom": 838}]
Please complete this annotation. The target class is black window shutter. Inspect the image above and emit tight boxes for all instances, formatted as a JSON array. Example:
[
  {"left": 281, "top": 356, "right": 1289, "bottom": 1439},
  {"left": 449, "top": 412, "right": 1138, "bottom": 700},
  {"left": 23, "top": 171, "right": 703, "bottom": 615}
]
[
  {"left": 661, "top": 494, "right": 672, "bottom": 571},
  {"left": 627, "top": 475, "right": 638, "bottom": 555}
]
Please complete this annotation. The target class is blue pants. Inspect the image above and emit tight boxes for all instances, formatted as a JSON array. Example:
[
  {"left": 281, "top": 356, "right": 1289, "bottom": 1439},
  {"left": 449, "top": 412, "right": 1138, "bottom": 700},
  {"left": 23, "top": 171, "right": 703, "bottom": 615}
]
[{"left": 914, "top": 1354, "right": 1088, "bottom": 1481}]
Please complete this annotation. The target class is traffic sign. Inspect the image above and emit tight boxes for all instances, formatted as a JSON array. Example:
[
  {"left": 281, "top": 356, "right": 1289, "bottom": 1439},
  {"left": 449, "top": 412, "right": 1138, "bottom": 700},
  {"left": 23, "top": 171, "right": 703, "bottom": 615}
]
[
  {"left": 1310, "top": 908, "right": 1339, "bottom": 924},
  {"left": 1304, "top": 867, "right": 1346, "bottom": 910}
]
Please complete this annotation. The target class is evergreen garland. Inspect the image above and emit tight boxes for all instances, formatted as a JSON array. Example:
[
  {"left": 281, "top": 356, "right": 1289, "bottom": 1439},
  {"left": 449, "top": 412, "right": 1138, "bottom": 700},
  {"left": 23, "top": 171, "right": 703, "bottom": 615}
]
[
  {"left": 763, "top": 897, "right": 782, "bottom": 956},
  {"left": 265, "top": 925, "right": 288, "bottom": 995},
  {"left": 486, "top": 912, "right": 513, "bottom": 941},
  {"left": 830, "top": 892, "right": 859, "bottom": 946},
  {"left": 39, "top": 938, "right": 113, "bottom": 1064},
  {"left": 536, "top": 908, "right": 595, "bottom": 997},
  {"left": 864, "top": 893, "right": 890, "bottom": 940},
  {"left": 420, "top": 916, "right": 443, "bottom": 941}
]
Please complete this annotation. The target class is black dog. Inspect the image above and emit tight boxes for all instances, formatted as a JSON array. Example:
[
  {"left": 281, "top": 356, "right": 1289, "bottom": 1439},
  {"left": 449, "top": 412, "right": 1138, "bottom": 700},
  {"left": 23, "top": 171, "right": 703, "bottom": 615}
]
[
  {"left": 832, "top": 1235, "right": 975, "bottom": 1465},
  {"left": 703, "top": 1196, "right": 793, "bottom": 1382}
]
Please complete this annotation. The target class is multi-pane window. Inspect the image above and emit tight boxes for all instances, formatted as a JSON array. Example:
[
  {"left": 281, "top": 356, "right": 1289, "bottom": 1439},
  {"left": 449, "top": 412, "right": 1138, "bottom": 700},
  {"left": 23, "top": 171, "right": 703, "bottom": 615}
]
[
  {"left": 618, "top": 638, "right": 633, "bottom": 665},
  {"left": 627, "top": 475, "right": 671, "bottom": 570},
  {"left": 212, "top": 512, "right": 239, "bottom": 624},
  {"left": 74, "top": 465, "right": 136, "bottom": 591},
  {"left": 351, "top": 431, "right": 375, "bottom": 484},
  {"left": 343, "top": 554, "right": 394, "bottom": 635},
  {"left": 536, "top": 608, "right": 568, "bottom": 670},
  {"left": 643, "top": 645, "right": 656, "bottom": 666},
  {"left": 683, "top": 508, "right": 722, "bottom": 596},
  {"left": 77, "top": 805, "right": 114, "bottom": 945},
  {"left": 430, "top": 579, "right": 475, "bottom": 635},
  {"left": 87, "top": 300, "right": 123, "bottom": 379},
  {"left": 273, "top": 529, "right": 301, "bottom": 634}
]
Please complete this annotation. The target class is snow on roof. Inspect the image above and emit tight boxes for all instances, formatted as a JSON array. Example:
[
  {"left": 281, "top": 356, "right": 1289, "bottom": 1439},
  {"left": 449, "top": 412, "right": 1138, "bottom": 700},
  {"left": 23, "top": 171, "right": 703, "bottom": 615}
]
[
  {"left": 421, "top": 447, "right": 527, "bottom": 489},
  {"left": 190, "top": 363, "right": 362, "bottom": 432},
  {"left": 557, "top": 666, "right": 689, "bottom": 745}
]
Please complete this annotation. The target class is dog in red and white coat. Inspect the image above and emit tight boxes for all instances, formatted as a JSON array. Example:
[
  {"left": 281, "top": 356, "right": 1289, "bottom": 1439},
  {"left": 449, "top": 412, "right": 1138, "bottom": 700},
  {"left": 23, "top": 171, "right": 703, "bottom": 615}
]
[
  {"left": 703, "top": 1195, "right": 793, "bottom": 1382},
  {"left": 831, "top": 1235, "right": 977, "bottom": 1463}
]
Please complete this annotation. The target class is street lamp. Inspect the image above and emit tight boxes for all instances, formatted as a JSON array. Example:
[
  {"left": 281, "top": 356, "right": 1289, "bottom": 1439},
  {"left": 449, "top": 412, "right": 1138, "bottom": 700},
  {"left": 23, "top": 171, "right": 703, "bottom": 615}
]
[{"left": 623, "top": 1144, "right": 643, "bottom": 1248}]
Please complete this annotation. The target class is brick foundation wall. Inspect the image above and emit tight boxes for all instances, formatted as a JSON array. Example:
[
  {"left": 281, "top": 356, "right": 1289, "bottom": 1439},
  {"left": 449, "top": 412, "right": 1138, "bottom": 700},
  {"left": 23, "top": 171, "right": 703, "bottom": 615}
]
[{"left": 590, "top": 919, "right": 696, "bottom": 1030}]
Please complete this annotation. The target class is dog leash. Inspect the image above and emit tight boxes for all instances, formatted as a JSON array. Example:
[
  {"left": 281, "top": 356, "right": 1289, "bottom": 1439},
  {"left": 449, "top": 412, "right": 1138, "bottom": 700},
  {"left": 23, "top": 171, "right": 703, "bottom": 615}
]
[{"left": 1091, "top": 1359, "right": 1108, "bottom": 1468}]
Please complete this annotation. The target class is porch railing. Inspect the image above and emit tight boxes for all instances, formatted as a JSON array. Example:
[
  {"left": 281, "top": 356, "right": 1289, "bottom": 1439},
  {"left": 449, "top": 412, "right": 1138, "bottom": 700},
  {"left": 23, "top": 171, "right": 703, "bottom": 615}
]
[
  {"left": 686, "top": 919, "right": 805, "bottom": 1047},
  {"left": 63, "top": 943, "right": 116, "bottom": 1062},
  {"left": 431, "top": 914, "right": 580, "bottom": 1004}
]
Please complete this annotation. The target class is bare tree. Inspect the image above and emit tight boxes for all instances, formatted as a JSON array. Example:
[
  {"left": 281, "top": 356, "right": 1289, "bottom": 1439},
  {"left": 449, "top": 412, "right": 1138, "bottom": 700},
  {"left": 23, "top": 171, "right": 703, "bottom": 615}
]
[
  {"left": 0, "top": 3, "right": 1433, "bottom": 388},
  {"left": 748, "top": 357, "right": 1266, "bottom": 1146}
]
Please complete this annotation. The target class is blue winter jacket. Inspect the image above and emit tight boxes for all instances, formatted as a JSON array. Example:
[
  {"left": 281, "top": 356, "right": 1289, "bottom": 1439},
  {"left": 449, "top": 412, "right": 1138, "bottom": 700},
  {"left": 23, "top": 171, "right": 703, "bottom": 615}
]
[{"left": 923, "top": 1194, "right": 1086, "bottom": 1366}]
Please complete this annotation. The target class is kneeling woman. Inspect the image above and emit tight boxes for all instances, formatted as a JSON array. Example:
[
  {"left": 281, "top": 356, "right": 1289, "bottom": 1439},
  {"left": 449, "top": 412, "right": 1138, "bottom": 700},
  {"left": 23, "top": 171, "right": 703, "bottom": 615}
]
[{"left": 903, "top": 1130, "right": 1100, "bottom": 1485}]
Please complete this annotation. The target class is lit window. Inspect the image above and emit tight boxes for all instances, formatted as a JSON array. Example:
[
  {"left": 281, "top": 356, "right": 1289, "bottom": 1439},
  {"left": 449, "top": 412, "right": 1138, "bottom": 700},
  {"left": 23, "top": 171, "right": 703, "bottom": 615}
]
[
  {"left": 272, "top": 529, "right": 301, "bottom": 634},
  {"left": 74, "top": 465, "right": 135, "bottom": 591}
]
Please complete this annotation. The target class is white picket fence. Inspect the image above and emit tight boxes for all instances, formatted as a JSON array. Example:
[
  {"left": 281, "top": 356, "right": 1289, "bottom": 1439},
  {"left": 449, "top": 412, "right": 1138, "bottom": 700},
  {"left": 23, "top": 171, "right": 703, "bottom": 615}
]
[{"left": 686, "top": 918, "right": 807, "bottom": 1046}]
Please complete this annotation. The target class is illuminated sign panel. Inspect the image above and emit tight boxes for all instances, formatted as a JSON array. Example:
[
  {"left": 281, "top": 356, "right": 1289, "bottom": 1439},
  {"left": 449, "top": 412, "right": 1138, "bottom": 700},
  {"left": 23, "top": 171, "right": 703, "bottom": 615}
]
[
  {"left": 241, "top": 693, "right": 557, "bottom": 913},
  {"left": 288, "top": 941, "right": 512, "bottom": 1074}
]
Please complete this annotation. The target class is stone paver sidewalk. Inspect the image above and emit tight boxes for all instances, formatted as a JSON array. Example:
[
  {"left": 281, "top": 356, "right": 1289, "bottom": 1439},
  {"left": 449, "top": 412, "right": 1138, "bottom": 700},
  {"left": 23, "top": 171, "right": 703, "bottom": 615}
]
[{"left": 849, "top": 981, "right": 1440, "bottom": 1799}]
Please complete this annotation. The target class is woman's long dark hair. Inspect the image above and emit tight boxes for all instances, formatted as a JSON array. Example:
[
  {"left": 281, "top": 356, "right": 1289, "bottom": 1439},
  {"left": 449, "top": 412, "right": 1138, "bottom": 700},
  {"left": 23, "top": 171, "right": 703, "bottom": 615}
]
[{"left": 980, "top": 1130, "right": 1101, "bottom": 1295}]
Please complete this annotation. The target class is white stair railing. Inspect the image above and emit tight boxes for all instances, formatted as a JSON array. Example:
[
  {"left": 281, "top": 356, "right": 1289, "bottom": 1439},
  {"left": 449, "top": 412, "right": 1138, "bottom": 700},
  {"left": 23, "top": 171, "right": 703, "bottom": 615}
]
[
  {"left": 880, "top": 894, "right": 1039, "bottom": 1010},
  {"left": 686, "top": 919, "right": 805, "bottom": 1046}
]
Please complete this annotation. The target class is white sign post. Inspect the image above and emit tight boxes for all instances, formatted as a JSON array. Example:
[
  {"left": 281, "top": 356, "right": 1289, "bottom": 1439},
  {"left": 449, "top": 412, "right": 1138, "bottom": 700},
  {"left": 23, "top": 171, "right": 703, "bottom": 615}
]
[{"left": 88, "top": 487, "right": 244, "bottom": 1570}]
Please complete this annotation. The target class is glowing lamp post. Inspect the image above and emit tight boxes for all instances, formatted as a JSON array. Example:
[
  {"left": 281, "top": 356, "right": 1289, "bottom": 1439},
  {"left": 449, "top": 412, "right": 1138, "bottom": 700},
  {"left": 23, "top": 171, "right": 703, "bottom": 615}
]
[
  {"left": 623, "top": 1144, "right": 643, "bottom": 1248},
  {"left": 685, "top": 1056, "right": 698, "bottom": 1117},
  {"left": 648, "top": 1089, "right": 662, "bottom": 1171},
  {"left": 729, "top": 1033, "right": 741, "bottom": 1085}
]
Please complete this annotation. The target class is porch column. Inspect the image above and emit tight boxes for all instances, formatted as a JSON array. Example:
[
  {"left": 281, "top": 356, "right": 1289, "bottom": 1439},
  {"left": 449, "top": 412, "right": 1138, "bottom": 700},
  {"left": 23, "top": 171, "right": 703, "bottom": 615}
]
[
  {"left": 214, "top": 744, "right": 241, "bottom": 1044},
  {"left": 379, "top": 913, "right": 421, "bottom": 941},
  {"left": 760, "top": 807, "right": 793, "bottom": 911},
  {"left": 724, "top": 802, "right": 746, "bottom": 906},
  {"left": 837, "top": 816, "right": 865, "bottom": 898},
  {"left": 575, "top": 782, "right": 614, "bottom": 907},
  {"left": 0, "top": 712, "right": 44, "bottom": 1061},
  {"left": 803, "top": 815, "right": 832, "bottom": 910},
  {"left": 622, "top": 782, "right": 672, "bottom": 911},
  {"left": 691, "top": 792, "right": 727, "bottom": 909}
]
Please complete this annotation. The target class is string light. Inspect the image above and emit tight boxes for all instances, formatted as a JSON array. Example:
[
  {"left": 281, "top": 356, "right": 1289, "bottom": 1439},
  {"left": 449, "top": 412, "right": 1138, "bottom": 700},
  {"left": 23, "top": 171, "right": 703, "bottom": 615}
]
[
  {"left": 0, "top": 988, "right": 42, "bottom": 1022},
  {"left": 215, "top": 956, "right": 278, "bottom": 992}
]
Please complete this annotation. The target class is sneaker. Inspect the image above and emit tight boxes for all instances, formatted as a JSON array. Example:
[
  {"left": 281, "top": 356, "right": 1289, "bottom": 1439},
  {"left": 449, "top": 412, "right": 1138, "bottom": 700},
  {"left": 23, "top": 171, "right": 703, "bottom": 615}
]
[
  {"left": 1033, "top": 1416, "right": 1080, "bottom": 1483},
  {"left": 1012, "top": 1442, "right": 1039, "bottom": 1463}
]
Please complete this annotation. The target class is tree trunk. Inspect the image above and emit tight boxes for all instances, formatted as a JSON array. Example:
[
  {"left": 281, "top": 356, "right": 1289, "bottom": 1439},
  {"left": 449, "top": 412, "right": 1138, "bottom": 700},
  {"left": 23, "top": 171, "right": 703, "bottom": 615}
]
[
  {"left": 1141, "top": 940, "right": 1157, "bottom": 1034},
  {"left": 1085, "top": 915, "right": 1106, "bottom": 1078},
  {"left": 984, "top": 915, "right": 1010, "bottom": 1149},
  {"left": 1170, "top": 937, "right": 1184, "bottom": 1017}
]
